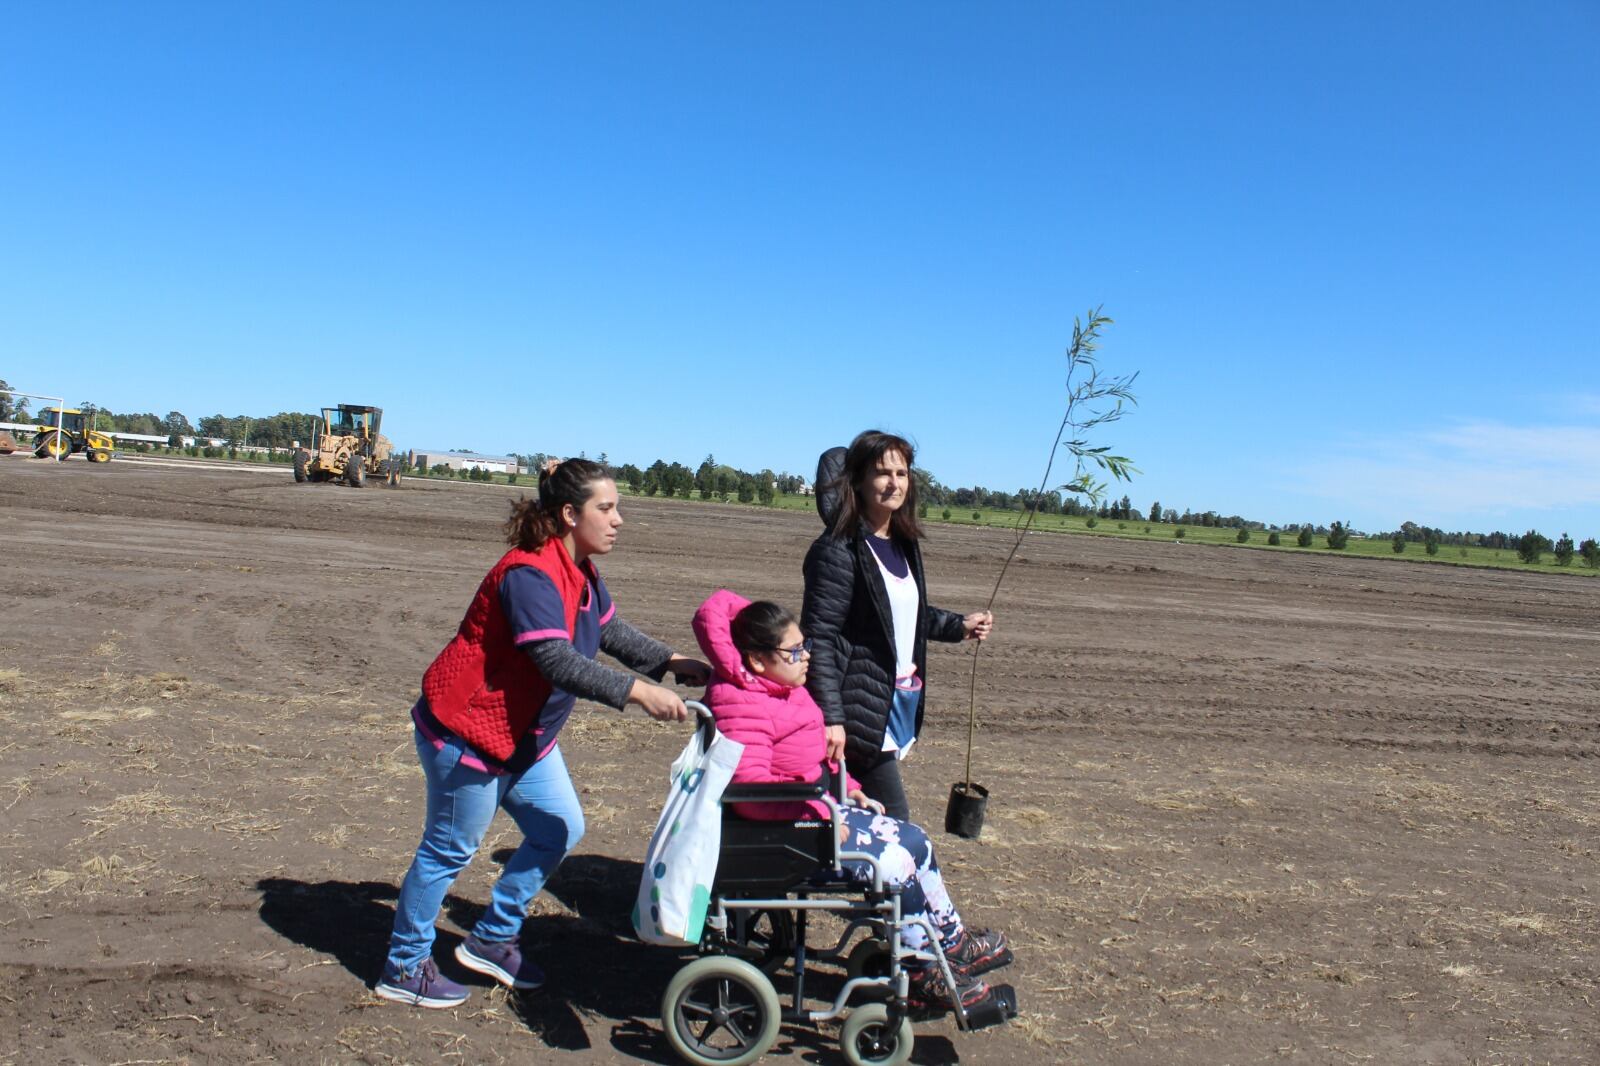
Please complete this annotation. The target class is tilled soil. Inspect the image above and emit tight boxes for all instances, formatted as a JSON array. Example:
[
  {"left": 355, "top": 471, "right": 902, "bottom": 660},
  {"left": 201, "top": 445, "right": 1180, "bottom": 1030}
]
[{"left": 2, "top": 456, "right": 1596, "bottom": 1065}]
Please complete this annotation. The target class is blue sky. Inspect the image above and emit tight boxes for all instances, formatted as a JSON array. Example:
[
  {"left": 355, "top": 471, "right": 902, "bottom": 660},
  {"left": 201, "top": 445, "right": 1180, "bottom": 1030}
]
[{"left": 3, "top": 3, "right": 1596, "bottom": 537}]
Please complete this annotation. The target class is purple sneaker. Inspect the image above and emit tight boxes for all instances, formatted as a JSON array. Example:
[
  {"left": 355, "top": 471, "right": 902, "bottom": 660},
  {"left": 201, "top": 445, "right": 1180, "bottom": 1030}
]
[
  {"left": 375, "top": 958, "right": 470, "bottom": 1008},
  {"left": 455, "top": 934, "right": 545, "bottom": 990}
]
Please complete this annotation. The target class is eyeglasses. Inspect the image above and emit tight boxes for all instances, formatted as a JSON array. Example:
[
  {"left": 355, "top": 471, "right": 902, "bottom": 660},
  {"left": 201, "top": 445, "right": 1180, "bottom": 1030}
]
[{"left": 769, "top": 638, "right": 813, "bottom": 664}]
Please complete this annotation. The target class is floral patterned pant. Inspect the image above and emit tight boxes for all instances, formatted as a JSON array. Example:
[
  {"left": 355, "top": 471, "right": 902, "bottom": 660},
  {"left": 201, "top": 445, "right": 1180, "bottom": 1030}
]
[{"left": 836, "top": 805, "right": 964, "bottom": 952}]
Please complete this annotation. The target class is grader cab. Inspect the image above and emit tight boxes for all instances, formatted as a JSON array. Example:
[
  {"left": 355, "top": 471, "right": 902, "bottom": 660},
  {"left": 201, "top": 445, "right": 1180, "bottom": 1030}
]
[
  {"left": 294, "top": 404, "right": 395, "bottom": 487},
  {"left": 34, "top": 408, "right": 115, "bottom": 463}
]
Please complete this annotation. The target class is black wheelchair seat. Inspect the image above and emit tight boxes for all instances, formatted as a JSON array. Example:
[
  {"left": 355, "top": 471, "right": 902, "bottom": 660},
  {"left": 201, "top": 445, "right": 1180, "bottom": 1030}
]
[{"left": 712, "top": 781, "right": 835, "bottom": 896}]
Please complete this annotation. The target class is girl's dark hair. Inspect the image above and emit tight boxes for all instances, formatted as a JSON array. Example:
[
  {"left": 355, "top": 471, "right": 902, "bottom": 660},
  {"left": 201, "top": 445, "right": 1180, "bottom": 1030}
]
[
  {"left": 828, "top": 429, "right": 924, "bottom": 540},
  {"left": 505, "top": 458, "right": 611, "bottom": 551},
  {"left": 730, "top": 600, "right": 797, "bottom": 659}
]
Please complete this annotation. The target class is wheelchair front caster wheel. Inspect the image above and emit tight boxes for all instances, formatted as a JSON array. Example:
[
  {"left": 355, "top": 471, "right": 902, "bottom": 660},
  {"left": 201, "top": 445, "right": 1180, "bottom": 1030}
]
[
  {"left": 840, "top": 1003, "right": 914, "bottom": 1066},
  {"left": 662, "top": 956, "right": 781, "bottom": 1066}
]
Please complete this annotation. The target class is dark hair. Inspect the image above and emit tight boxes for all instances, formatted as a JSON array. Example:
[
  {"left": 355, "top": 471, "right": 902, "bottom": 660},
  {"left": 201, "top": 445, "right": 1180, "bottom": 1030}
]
[
  {"left": 827, "top": 429, "right": 924, "bottom": 540},
  {"left": 730, "top": 600, "right": 797, "bottom": 660},
  {"left": 504, "top": 457, "right": 611, "bottom": 550}
]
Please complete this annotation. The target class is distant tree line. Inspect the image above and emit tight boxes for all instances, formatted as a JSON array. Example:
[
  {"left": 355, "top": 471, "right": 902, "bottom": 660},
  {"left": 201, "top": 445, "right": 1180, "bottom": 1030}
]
[
  {"left": 1374, "top": 521, "right": 1598, "bottom": 568},
  {"left": 0, "top": 379, "right": 29, "bottom": 422},
  {"left": 608, "top": 456, "right": 786, "bottom": 505},
  {"left": 188, "top": 411, "right": 322, "bottom": 449},
  {"left": 19, "top": 398, "right": 323, "bottom": 451},
  {"left": 12, "top": 386, "right": 1593, "bottom": 568}
]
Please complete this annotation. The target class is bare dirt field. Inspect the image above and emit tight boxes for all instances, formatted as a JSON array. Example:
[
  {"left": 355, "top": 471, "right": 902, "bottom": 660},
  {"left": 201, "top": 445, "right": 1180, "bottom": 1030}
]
[{"left": 2, "top": 457, "right": 1596, "bottom": 1065}]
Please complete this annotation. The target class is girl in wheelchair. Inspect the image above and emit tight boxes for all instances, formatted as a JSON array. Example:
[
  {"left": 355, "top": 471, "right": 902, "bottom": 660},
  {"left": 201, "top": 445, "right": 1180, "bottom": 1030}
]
[{"left": 692, "top": 588, "right": 1014, "bottom": 1014}]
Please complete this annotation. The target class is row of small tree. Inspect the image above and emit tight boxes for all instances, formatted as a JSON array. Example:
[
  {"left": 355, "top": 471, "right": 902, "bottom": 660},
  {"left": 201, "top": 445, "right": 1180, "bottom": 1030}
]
[
  {"left": 1381, "top": 527, "right": 1597, "bottom": 566},
  {"left": 1507, "top": 531, "right": 1599, "bottom": 567}
]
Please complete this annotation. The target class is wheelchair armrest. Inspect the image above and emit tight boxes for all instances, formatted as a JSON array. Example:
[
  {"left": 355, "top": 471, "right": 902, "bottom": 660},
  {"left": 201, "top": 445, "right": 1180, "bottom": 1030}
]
[{"left": 722, "top": 781, "right": 827, "bottom": 804}]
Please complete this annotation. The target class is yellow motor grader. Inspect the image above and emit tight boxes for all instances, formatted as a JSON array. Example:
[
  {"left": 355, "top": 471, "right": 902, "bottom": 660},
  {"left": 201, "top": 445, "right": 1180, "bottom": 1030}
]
[
  {"left": 33, "top": 408, "right": 115, "bottom": 463},
  {"left": 294, "top": 404, "right": 395, "bottom": 487}
]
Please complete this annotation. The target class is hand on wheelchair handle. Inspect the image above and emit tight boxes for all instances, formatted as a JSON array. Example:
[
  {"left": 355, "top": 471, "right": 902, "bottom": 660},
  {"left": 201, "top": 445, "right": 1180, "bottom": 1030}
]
[
  {"left": 823, "top": 724, "right": 846, "bottom": 762},
  {"left": 666, "top": 655, "right": 711, "bottom": 687},
  {"left": 847, "top": 788, "right": 884, "bottom": 815},
  {"left": 629, "top": 680, "right": 688, "bottom": 722}
]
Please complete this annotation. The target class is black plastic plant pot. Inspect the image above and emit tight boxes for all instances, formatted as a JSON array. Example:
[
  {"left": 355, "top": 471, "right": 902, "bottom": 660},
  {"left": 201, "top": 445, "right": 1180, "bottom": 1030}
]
[{"left": 944, "top": 782, "right": 989, "bottom": 839}]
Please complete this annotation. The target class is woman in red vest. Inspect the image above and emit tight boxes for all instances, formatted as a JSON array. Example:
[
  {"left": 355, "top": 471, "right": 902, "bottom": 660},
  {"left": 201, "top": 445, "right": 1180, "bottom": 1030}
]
[{"left": 377, "top": 458, "right": 709, "bottom": 1008}]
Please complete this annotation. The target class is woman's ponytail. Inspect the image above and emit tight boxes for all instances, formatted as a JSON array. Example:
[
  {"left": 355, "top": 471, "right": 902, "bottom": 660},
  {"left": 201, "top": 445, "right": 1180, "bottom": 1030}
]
[{"left": 504, "top": 457, "right": 611, "bottom": 550}]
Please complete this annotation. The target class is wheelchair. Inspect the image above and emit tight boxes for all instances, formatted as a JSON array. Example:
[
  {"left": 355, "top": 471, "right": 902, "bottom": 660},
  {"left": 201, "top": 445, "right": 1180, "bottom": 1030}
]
[{"left": 659, "top": 707, "right": 1017, "bottom": 1066}]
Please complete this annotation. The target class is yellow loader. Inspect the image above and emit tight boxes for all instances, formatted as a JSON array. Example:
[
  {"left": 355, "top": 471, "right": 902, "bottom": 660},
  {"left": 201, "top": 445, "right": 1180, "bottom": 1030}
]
[{"left": 34, "top": 408, "right": 115, "bottom": 463}]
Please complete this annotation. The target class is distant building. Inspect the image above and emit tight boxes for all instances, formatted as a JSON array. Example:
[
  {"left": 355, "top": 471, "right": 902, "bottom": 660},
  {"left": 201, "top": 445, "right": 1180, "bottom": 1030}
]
[{"left": 410, "top": 449, "right": 518, "bottom": 475}]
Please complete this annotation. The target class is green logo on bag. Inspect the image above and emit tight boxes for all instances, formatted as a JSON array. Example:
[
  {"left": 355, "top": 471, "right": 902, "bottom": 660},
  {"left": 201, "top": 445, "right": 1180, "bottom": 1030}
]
[{"left": 683, "top": 884, "right": 711, "bottom": 943}]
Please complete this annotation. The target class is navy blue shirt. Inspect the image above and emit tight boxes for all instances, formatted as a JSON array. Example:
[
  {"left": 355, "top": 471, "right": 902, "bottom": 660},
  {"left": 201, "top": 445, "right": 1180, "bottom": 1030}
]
[
  {"left": 496, "top": 562, "right": 612, "bottom": 771},
  {"left": 866, "top": 533, "right": 910, "bottom": 579}
]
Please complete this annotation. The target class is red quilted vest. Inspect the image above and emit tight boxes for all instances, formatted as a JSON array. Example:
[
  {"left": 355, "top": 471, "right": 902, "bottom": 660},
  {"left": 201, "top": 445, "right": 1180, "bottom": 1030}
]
[{"left": 421, "top": 540, "right": 587, "bottom": 763}]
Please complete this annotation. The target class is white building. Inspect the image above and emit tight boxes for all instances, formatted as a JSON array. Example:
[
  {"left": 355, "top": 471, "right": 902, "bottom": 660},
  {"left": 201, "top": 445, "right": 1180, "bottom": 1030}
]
[{"left": 410, "top": 450, "right": 518, "bottom": 475}]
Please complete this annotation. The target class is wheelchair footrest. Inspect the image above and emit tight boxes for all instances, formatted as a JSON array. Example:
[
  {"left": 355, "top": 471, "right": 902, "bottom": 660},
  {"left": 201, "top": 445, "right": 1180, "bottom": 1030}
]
[{"left": 963, "top": 983, "right": 1019, "bottom": 1030}]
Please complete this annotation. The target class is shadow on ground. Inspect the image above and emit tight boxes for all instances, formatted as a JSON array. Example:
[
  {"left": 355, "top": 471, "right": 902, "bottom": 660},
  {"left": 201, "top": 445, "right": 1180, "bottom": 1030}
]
[
  {"left": 255, "top": 855, "right": 683, "bottom": 1058},
  {"left": 256, "top": 877, "right": 401, "bottom": 984},
  {"left": 256, "top": 854, "right": 957, "bottom": 1064}
]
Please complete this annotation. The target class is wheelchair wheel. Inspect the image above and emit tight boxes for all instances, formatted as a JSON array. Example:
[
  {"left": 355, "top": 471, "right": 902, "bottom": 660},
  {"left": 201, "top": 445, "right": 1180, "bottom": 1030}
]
[
  {"left": 731, "top": 907, "right": 795, "bottom": 974},
  {"left": 844, "top": 938, "right": 892, "bottom": 1001},
  {"left": 840, "top": 1003, "right": 913, "bottom": 1066},
  {"left": 662, "top": 956, "right": 781, "bottom": 1066}
]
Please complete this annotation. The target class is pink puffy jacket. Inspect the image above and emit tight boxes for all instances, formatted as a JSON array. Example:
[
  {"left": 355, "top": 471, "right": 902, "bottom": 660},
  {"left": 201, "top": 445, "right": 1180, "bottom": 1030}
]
[{"left": 692, "top": 589, "right": 858, "bottom": 821}]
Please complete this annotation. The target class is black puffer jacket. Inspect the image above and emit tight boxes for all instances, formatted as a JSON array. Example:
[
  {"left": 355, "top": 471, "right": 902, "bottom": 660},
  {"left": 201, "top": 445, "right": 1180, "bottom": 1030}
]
[{"left": 801, "top": 448, "right": 966, "bottom": 765}]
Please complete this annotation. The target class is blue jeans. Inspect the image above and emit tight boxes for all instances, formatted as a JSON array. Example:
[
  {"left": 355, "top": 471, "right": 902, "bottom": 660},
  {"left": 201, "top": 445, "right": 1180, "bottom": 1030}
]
[{"left": 386, "top": 727, "right": 585, "bottom": 975}]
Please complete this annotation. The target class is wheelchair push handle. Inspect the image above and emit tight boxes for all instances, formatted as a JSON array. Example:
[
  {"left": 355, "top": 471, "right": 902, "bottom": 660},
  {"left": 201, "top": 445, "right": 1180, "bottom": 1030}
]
[{"left": 687, "top": 699, "right": 715, "bottom": 747}]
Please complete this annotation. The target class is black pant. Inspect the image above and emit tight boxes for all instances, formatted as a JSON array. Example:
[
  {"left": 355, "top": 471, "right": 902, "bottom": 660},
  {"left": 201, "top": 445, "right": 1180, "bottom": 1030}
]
[{"left": 845, "top": 750, "right": 912, "bottom": 823}]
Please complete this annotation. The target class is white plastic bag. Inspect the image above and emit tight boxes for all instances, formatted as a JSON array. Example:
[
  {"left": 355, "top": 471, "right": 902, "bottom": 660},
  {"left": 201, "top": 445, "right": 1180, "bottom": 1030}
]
[{"left": 632, "top": 710, "right": 744, "bottom": 946}]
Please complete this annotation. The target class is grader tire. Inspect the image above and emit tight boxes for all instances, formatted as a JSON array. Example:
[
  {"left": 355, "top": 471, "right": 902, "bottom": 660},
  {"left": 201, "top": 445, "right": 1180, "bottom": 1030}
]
[{"left": 346, "top": 457, "right": 365, "bottom": 488}]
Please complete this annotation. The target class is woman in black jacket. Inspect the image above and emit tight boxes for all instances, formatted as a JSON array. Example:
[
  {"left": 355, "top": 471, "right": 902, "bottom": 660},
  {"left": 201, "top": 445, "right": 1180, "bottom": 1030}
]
[{"left": 802, "top": 430, "right": 993, "bottom": 821}]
